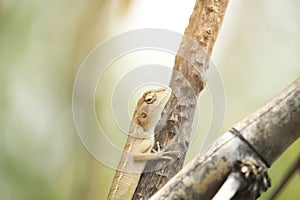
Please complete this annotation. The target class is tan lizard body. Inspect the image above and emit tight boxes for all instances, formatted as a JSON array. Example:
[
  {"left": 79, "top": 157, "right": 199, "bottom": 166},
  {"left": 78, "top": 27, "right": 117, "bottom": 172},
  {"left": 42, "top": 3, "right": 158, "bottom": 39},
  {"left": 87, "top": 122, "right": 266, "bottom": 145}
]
[{"left": 107, "top": 87, "right": 172, "bottom": 200}]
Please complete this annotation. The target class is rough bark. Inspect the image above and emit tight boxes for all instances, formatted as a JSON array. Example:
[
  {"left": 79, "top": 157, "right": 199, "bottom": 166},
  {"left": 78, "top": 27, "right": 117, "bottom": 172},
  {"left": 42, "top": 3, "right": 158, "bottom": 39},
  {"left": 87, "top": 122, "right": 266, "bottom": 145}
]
[
  {"left": 133, "top": 0, "right": 230, "bottom": 199},
  {"left": 149, "top": 78, "right": 300, "bottom": 200}
]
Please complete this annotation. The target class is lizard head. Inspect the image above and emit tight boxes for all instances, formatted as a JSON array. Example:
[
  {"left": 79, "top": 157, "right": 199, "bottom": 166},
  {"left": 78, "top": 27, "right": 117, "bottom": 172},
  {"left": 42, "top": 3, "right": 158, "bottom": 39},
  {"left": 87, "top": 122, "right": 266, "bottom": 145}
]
[{"left": 133, "top": 87, "right": 172, "bottom": 132}]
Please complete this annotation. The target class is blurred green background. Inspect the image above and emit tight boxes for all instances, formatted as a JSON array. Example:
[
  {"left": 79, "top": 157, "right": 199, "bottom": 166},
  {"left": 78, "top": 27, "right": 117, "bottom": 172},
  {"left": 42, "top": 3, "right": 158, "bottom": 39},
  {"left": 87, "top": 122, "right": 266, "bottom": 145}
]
[{"left": 0, "top": 0, "right": 299, "bottom": 200}]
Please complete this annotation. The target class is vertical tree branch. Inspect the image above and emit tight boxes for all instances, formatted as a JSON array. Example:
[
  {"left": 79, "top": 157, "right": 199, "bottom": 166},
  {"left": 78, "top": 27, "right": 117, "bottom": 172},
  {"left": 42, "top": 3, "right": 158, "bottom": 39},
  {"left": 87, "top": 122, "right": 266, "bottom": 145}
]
[{"left": 133, "top": 0, "right": 230, "bottom": 199}]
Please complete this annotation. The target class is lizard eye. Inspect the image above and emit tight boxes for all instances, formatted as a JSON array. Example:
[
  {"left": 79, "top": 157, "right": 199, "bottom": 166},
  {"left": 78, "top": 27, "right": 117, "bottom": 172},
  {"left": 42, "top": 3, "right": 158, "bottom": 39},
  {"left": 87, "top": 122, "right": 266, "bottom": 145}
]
[{"left": 144, "top": 92, "right": 156, "bottom": 104}]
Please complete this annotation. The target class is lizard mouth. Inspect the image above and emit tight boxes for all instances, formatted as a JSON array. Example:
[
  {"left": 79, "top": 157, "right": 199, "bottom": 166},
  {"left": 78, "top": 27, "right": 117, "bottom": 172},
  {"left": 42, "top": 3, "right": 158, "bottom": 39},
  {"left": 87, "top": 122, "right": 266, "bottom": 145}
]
[{"left": 152, "top": 87, "right": 172, "bottom": 109}]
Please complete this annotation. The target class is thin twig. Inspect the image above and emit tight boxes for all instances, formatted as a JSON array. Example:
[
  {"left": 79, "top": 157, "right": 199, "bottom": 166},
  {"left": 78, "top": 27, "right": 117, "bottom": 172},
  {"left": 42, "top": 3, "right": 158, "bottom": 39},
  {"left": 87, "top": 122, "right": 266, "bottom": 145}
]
[
  {"left": 266, "top": 154, "right": 300, "bottom": 200},
  {"left": 212, "top": 172, "right": 242, "bottom": 200}
]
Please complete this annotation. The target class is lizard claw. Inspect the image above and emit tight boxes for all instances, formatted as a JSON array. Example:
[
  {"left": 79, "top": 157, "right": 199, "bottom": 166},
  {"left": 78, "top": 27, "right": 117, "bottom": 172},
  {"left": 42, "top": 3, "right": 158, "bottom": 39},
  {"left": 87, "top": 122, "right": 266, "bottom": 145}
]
[
  {"left": 161, "top": 155, "right": 173, "bottom": 160},
  {"left": 151, "top": 141, "right": 161, "bottom": 153}
]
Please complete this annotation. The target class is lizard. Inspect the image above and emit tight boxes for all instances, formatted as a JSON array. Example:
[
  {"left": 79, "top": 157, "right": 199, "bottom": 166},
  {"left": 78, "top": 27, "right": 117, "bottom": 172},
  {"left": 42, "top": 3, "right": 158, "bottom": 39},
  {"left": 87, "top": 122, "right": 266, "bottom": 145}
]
[{"left": 107, "top": 87, "right": 174, "bottom": 200}]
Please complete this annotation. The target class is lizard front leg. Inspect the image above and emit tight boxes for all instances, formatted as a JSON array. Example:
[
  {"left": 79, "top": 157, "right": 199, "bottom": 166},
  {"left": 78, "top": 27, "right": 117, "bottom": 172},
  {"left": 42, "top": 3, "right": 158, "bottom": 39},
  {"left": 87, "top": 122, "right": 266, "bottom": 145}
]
[{"left": 133, "top": 140, "right": 179, "bottom": 161}]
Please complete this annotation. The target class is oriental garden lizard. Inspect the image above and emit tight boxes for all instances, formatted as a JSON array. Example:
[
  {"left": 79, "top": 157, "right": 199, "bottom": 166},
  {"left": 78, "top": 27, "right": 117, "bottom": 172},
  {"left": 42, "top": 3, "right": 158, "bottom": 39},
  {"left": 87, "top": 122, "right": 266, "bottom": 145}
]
[{"left": 107, "top": 87, "right": 176, "bottom": 200}]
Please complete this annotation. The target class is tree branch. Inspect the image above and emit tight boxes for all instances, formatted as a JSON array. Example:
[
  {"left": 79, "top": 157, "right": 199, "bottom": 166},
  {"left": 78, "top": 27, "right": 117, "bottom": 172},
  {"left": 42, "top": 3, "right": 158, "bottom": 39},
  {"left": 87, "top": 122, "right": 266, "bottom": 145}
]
[
  {"left": 149, "top": 78, "right": 300, "bottom": 199},
  {"left": 133, "top": 0, "right": 230, "bottom": 199}
]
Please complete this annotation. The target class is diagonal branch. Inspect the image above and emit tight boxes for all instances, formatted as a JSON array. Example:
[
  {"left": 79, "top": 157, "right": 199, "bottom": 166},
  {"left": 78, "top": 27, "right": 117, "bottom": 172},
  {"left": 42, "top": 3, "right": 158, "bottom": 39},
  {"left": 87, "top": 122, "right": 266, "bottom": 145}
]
[{"left": 150, "top": 78, "right": 300, "bottom": 200}]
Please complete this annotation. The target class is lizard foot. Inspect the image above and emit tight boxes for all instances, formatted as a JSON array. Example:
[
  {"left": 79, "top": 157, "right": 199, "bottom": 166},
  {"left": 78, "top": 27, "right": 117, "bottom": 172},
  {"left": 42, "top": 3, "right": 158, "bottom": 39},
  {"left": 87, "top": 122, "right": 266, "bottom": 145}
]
[
  {"left": 133, "top": 142, "right": 180, "bottom": 161},
  {"left": 151, "top": 141, "right": 180, "bottom": 160}
]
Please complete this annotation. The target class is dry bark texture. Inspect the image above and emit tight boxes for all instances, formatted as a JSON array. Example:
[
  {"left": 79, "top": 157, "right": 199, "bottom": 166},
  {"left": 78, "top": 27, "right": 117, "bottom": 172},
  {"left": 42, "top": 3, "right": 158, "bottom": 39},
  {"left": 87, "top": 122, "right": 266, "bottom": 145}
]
[
  {"left": 133, "top": 0, "right": 230, "bottom": 199},
  {"left": 150, "top": 78, "right": 300, "bottom": 200}
]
